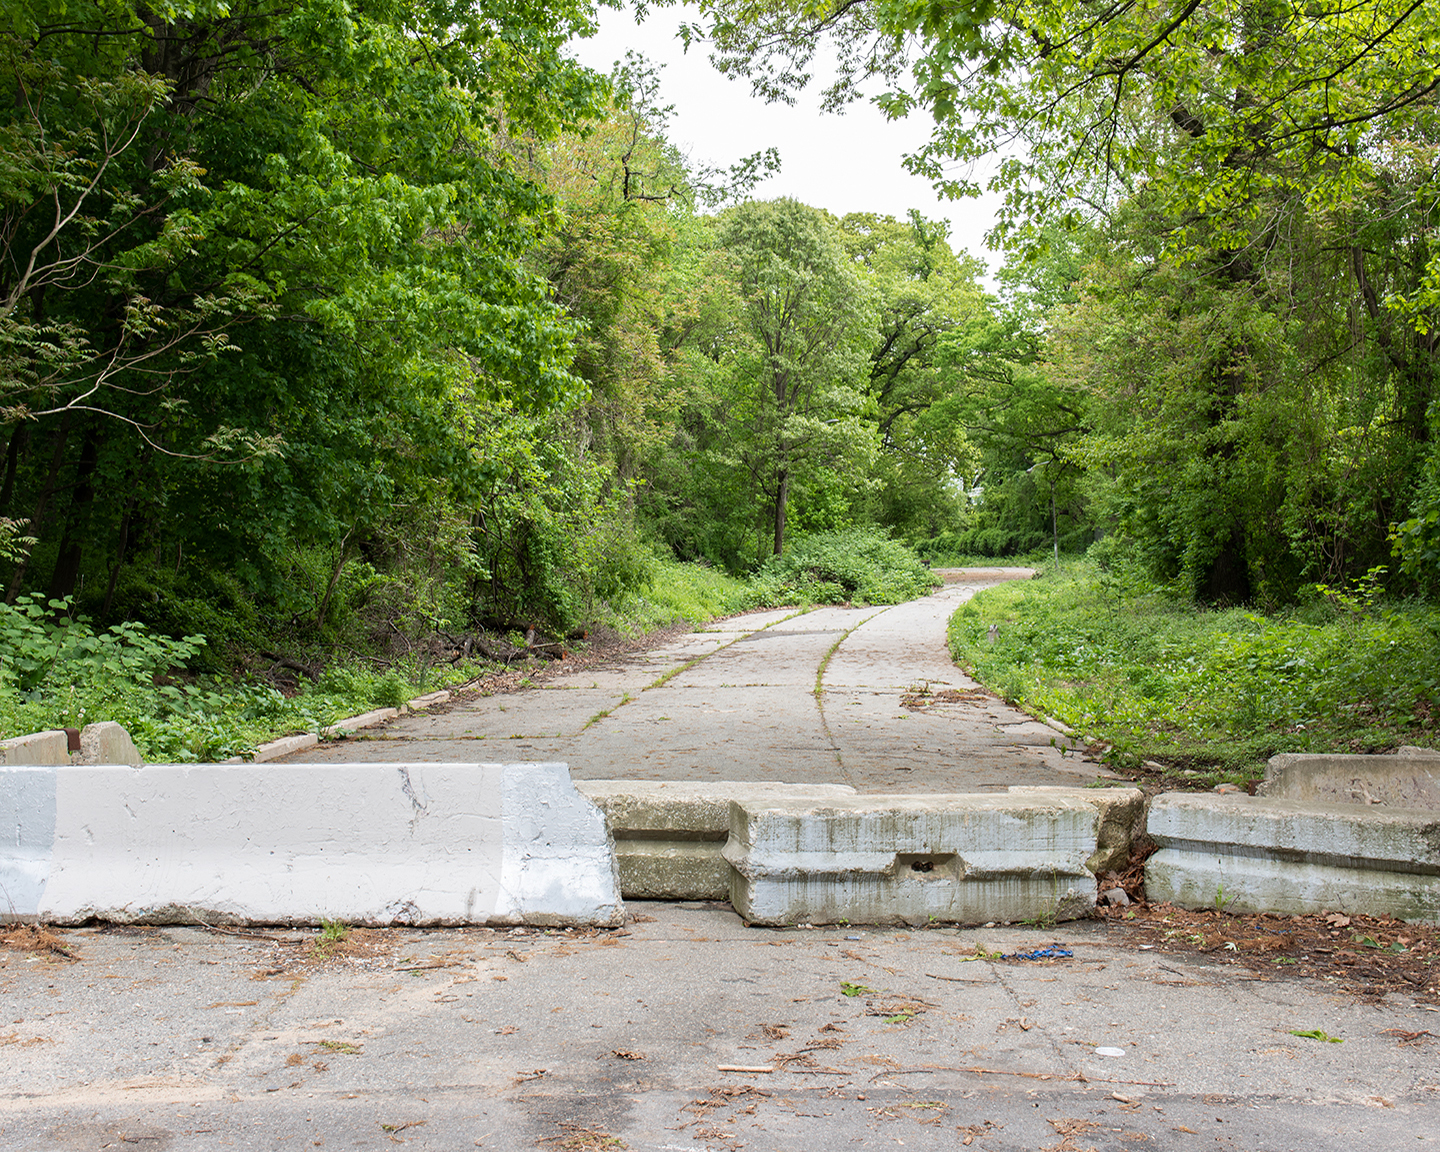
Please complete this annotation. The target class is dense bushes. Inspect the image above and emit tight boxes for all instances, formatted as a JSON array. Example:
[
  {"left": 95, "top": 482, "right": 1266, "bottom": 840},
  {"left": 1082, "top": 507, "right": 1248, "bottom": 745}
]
[{"left": 746, "top": 530, "right": 940, "bottom": 606}]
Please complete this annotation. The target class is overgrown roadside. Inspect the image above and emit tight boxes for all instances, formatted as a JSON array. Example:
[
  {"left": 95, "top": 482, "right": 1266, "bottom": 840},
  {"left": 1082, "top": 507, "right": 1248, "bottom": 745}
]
[{"left": 949, "top": 560, "right": 1440, "bottom": 786}]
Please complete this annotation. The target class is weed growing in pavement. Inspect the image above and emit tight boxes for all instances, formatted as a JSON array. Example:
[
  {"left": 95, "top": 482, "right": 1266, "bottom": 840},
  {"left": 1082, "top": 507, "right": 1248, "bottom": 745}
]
[{"left": 313, "top": 919, "right": 349, "bottom": 958}]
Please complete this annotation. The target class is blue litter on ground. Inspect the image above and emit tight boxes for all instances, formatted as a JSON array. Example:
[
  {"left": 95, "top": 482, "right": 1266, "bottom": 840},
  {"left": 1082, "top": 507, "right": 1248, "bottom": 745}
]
[{"left": 1005, "top": 946, "right": 1074, "bottom": 961}]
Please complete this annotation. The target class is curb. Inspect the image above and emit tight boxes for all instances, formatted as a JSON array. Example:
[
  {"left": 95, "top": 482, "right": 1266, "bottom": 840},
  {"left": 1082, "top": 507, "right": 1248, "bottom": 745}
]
[{"left": 230, "top": 689, "right": 455, "bottom": 764}]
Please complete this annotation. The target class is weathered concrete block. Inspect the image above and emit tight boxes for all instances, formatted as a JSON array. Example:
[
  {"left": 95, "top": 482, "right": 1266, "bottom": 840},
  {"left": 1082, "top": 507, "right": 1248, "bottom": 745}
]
[
  {"left": 1258, "top": 750, "right": 1440, "bottom": 811},
  {"left": 2, "top": 762, "right": 621, "bottom": 927},
  {"left": 324, "top": 707, "right": 399, "bottom": 737},
  {"left": 576, "top": 781, "right": 857, "bottom": 899},
  {"left": 76, "top": 721, "right": 142, "bottom": 768},
  {"left": 724, "top": 794, "right": 1098, "bottom": 927},
  {"left": 0, "top": 730, "right": 71, "bottom": 766},
  {"left": 1006, "top": 785, "right": 1145, "bottom": 875},
  {"left": 1146, "top": 793, "right": 1440, "bottom": 922},
  {"left": 249, "top": 732, "right": 320, "bottom": 763}
]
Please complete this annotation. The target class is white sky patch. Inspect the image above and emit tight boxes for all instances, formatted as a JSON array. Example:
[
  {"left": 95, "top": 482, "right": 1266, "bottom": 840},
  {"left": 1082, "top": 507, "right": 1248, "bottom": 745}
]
[{"left": 566, "top": 2, "right": 1005, "bottom": 282}]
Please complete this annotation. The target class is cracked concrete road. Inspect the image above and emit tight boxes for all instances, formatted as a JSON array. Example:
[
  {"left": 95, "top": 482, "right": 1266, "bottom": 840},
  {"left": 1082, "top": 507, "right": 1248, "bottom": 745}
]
[
  {"left": 4, "top": 904, "right": 1437, "bottom": 1151},
  {"left": 285, "top": 570, "right": 1106, "bottom": 791}
]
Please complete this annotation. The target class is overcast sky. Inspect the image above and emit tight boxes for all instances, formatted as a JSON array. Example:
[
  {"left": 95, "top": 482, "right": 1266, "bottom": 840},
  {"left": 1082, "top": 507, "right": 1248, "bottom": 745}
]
[{"left": 565, "top": 3, "right": 1005, "bottom": 280}]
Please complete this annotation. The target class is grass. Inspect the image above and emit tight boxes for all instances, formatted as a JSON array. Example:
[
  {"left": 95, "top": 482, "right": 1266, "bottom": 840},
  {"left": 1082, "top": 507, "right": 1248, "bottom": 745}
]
[
  {"left": 590, "top": 557, "right": 751, "bottom": 633},
  {"left": 949, "top": 558, "right": 1440, "bottom": 785}
]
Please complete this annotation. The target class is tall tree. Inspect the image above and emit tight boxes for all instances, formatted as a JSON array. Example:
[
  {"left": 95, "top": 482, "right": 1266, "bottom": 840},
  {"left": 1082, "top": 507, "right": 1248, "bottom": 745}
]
[
  {"left": 714, "top": 198, "right": 877, "bottom": 558},
  {"left": 691, "top": 0, "right": 1439, "bottom": 597},
  {"left": 0, "top": 0, "right": 607, "bottom": 613}
]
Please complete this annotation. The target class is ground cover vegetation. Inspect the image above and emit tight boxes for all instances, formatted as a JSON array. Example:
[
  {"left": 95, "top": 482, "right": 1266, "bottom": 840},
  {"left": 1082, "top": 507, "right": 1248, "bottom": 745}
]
[
  {"left": 1, "top": 0, "right": 1437, "bottom": 764},
  {"left": 950, "top": 560, "right": 1440, "bottom": 783}
]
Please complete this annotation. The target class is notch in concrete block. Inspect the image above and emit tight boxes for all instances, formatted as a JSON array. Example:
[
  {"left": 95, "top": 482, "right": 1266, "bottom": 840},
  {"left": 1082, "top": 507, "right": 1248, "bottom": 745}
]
[
  {"left": 895, "top": 852, "right": 960, "bottom": 881},
  {"left": 726, "top": 793, "right": 1098, "bottom": 927}
]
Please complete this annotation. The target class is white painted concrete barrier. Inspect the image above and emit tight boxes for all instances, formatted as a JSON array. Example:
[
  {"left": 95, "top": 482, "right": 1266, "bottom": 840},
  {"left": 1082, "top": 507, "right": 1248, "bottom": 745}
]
[
  {"left": 1, "top": 762, "right": 622, "bottom": 927},
  {"left": 576, "top": 781, "right": 857, "bottom": 900},
  {"left": 1146, "top": 793, "right": 1440, "bottom": 922},
  {"left": 724, "top": 794, "right": 1098, "bottom": 927}
]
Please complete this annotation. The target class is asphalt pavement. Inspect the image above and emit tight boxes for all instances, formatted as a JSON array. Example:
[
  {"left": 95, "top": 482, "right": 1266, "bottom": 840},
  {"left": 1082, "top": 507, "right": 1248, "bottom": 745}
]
[{"left": 11, "top": 570, "right": 1435, "bottom": 1149}]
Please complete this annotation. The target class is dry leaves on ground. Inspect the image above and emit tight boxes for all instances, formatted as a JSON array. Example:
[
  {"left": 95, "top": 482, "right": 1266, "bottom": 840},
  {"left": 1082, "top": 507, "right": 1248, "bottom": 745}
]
[
  {"left": 0, "top": 924, "right": 77, "bottom": 959},
  {"left": 1104, "top": 902, "right": 1440, "bottom": 1001}
]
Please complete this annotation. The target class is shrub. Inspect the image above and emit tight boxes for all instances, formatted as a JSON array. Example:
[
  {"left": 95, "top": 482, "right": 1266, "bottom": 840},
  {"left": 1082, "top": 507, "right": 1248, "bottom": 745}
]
[{"left": 747, "top": 530, "right": 940, "bottom": 607}]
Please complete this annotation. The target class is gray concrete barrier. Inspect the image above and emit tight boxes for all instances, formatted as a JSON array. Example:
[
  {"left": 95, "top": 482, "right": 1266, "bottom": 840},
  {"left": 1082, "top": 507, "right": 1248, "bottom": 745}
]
[
  {"left": 576, "top": 781, "right": 858, "bottom": 899},
  {"left": 724, "top": 793, "right": 1099, "bottom": 927},
  {"left": 1004, "top": 785, "right": 1145, "bottom": 874},
  {"left": 0, "top": 722, "right": 141, "bottom": 768},
  {"left": 1146, "top": 792, "right": 1440, "bottom": 921},
  {"left": 1257, "top": 747, "right": 1440, "bottom": 810},
  {"left": 1, "top": 761, "right": 622, "bottom": 927}
]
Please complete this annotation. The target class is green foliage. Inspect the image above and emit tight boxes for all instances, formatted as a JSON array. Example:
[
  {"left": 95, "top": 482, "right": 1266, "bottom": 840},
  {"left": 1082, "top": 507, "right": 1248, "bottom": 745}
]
[
  {"left": 746, "top": 529, "right": 940, "bottom": 607},
  {"left": 658, "top": 199, "right": 880, "bottom": 566},
  {"left": 0, "top": 595, "right": 203, "bottom": 697},
  {"left": 0, "top": 593, "right": 482, "bottom": 762},
  {"left": 949, "top": 560, "right": 1440, "bottom": 777},
  {"left": 914, "top": 528, "right": 1051, "bottom": 563},
  {"left": 620, "top": 558, "right": 751, "bottom": 629}
]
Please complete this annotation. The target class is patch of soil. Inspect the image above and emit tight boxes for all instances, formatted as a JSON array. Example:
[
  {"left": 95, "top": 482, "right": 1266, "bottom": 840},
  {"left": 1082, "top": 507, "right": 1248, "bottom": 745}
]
[
  {"left": 900, "top": 686, "right": 993, "bottom": 710},
  {"left": 400, "top": 619, "right": 698, "bottom": 712},
  {"left": 249, "top": 926, "right": 401, "bottom": 977},
  {"left": 1102, "top": 901, "right": 1440, "bottom": 1003},
  {"left": 0, "top": 923, "right": 78, "bottom": 959}
]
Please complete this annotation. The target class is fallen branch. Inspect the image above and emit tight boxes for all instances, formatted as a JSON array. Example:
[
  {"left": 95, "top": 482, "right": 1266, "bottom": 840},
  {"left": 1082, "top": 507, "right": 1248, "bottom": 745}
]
[{"left": 190, "top": 917, "right": 285, "bottom": 943}]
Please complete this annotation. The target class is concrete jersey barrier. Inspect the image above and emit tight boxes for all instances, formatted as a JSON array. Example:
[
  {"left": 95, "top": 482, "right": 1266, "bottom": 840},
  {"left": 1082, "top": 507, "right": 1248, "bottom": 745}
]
[
  {"left": 1, "top": 761, "right": 622, "bottom": 927},
  {"left": 1146, "top": 792, "right": 1440, "bottom": 922},
  {"left": 724, "top": 793, "right": 1100, "bottom": 927},
  {"left": 575, "top": 780, "right": 859, "bottom": 900},
  {"left": 1257, "top": 748, "right": 1440, "bottom": 810}
]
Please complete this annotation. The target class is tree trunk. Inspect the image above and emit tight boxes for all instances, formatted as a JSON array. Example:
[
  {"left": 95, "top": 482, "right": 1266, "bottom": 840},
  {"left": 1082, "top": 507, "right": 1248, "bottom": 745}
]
[
  {"left": 0, "top": 423, "right": 28, "bottom": 514},
  {"left": 772, "top": 468, "right": 789, "bottom": 556},
  {"left": 316, "top": 529, "right": 355, "bottom": 630},
  {"left": 6, "top": 414, "right": 71, "bottom": 604},
  {"left": 46, "top": 426, "right": 100, "bottom": 602}
]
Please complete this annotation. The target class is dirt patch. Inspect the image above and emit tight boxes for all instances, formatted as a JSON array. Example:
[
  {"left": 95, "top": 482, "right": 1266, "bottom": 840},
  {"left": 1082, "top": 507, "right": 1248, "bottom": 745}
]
[
  {"left": 248, "top": 926, "right": 403, "bottom": 978},
  {"left": 1102, "top": 902, "right": 1440, "bottom": 1002},
  {"left": 0, "top": 923, "right": 78, "bottom": 959},
  {"left": 399, "top": 620, "right": 698, "bottom": 713},
  {"left": 900, "top": 685, "right": 993, "bottom": 711}
]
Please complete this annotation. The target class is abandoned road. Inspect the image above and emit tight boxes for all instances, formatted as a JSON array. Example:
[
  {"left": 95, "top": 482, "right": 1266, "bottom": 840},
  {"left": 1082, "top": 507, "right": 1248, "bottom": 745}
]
[
  {"left": 9, "top": 571, "right": 1440, "bottom": 1150},
  {"left": 284, "top": 569, "right": 1105, "bottom": 792}
]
